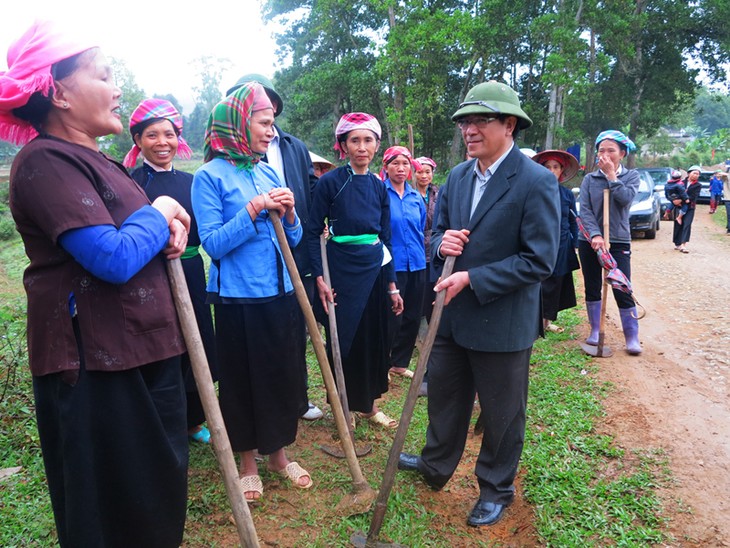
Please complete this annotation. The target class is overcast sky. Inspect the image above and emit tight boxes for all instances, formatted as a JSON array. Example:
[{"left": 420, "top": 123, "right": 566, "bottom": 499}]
[{"left": 1, "top": 0, "right": 284, "bottom": 113}]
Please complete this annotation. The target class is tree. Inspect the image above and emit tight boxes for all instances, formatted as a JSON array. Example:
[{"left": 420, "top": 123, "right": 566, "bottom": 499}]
[
  {"left": 694, "top": 89, "right": 730, "bottom": 134},
  {"left": 185, "top": 56, "right": 232, "bottom": 151},
  {"left": 264, "top": 0, "right": 730, "bottom": 173}
]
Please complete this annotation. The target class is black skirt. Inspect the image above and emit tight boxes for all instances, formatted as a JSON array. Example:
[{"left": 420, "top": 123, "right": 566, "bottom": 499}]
[
  {"left": 33, "top": 356, "right": 188, "bottom": 548},
  {"left": 215, "top": 293, "right": 308, "bottom": 454},
  {"left": 541, "top": 273, "right": 577, "bottom": 321}
]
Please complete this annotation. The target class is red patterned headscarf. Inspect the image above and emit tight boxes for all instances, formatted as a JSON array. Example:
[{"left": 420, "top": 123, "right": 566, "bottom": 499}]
[
  {"left": 415, "top": 156, "right": 437, "bottom": 171},
  {"left": 203, "top": 82, "right": 273, "bottom": 171},
  {"left": 123, "top": 99, "right": 192, "bottom": 167},
  {"left": 0, "top": 19, "right": 96, "bottom": 145},
  {"left": 334, "top": 112, "right": 381, "bottom": 159},
  {"left": 380, "top": 145, "right": 421, "bottom": 181}
]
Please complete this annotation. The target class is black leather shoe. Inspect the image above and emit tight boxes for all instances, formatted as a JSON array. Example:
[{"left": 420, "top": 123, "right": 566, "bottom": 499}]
[
  {"left": 397, "top": 452, "right": 420, "bottom": 471},
  {"left": 467, "top": 499, "right": 506, "bottom": 527}
]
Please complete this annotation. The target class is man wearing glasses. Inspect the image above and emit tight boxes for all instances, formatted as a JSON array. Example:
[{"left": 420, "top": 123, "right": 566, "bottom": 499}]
[{"left": 398, "top": 81, "right": 560, "bottom": 527}]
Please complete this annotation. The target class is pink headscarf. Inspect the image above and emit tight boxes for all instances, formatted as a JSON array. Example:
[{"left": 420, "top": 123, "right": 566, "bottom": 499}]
[
  {"left": 0, "top": 20, "right": 97, "bottom": 145},
  {"left": 333, "top": 112, "right": 381, "bottom": 160},
  {"left": 380, "top": 145, "right": 421, "bottom": 181},
  {"left": 415, "top": 156, "right": 437, "bottom": 171},
  {"left": 123, "top": 99, "right": 193, "bottom": 167}
]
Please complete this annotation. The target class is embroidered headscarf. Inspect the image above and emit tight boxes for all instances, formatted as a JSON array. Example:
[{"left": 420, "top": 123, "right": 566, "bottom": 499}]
[
  {"left": 595, "top": 130, "right": 636, "bottom": 153},
  {"left": 333, "top": 112, "right": 381, "bottom": 160},
  {"left": 203, "top": 82, "right": 273, "bottom": 171},
  {"left": 123, "top": 98, "right": 193, "bottom": 167},
  {"left": 532, "top": 149, "right": 580, "bottom": 183},
  {"left": 415, "top": 156, "right": 437, "bottom": 171},
  {"left": 380, "top": 145, "right": 421, "bottom": 181},
  {"left": 0, "top": 19, "right": 97, "bottom": 145}
]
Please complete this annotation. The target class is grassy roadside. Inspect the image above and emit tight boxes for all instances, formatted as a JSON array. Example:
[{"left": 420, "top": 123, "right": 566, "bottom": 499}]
[{"left": 0, "top": 225, "right": 673, "bottom": 545}]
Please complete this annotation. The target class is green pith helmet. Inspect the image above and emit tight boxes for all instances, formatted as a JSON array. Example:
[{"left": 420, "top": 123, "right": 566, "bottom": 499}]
[
  {"left": 451, "top": 80, "right": 532, "bottom": 130},
  {"left": 226, "top": 73, "right": 283, "bottom": 116},
  {"left": 687, "top": 165, "right": 702, "bottom": 174}
]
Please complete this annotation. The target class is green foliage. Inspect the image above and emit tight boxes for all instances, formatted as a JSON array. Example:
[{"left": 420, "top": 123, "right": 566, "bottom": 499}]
[
  {"left": 266, "top": 0, "right": 728, "bottom": 173},
  {"left": 184, "top": 56, "right": 232, "bottom": 151}
]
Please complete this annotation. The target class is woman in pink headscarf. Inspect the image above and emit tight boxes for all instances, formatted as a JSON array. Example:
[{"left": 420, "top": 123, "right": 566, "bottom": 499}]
[
  {"left": 1, "top": 20, "right": 190, "bottom": 546},
  {"left": 125, "top": 98, "right": 217, "bottom": 445},
  {"left": 381, "top": 146, "right": 426, "bottom": 382},
  {"left": 307, "top": 113, "right": 403, "bottom": 429}
]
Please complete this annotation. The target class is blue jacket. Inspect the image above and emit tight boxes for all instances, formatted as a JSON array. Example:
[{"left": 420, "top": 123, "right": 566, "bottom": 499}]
[
  {"left": 385, "top": 179, "right": 427, "bottom": 272},
  {"left": 710, "top": 176, "right": 723, "bottom": 195},
  {"left": 192, "top": 158, "right": 301, "bottom": 299}
]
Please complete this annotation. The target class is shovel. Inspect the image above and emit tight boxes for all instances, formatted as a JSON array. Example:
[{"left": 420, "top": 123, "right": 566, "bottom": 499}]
[
  {"left": 579, "top": 188, "right": 614, "bottom": 358},
  {"left": 319, "top": 234, "right": 372, "bottom": 458},
  {"left": 269, "top": 211, "right": 377, "bottom": 515},
  {"left": 351, "top": 256, "right": 456, "bottom": 548},
  {"left": 166, "top": 258, "right": 260, "bottom": 548}
]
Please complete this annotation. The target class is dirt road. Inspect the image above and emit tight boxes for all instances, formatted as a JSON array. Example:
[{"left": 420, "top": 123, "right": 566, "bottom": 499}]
[{"left": 593, "top": 207, "right": 730, "bottom": 546}]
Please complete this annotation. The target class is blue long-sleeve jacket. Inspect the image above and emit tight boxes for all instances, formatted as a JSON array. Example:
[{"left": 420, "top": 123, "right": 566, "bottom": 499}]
[{"left": 192, "top": 158, "right": 301, "bottom": 299}]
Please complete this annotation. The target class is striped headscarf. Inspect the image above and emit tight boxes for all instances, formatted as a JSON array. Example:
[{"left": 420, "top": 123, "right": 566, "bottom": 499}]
[
  {"left": 595, "top": 130, "right": 636, "bottom": 153},
  {"left": 415, "top": 156, "right": 437, "bottom": 171},
  {"left": 123, "top": 99, "right": 192, "bottom": 167},
  {"left": 0, "top": 19, "right": 96, "bottom": 145},
  {"left": 334, "top": 112, "right": 381, "bottom": 159},
  {"left": 203, "top": 82, "right": 273, "bottom": 171},
  {"left": 380, "top": 145, "right": 421, "bottom": 181}
]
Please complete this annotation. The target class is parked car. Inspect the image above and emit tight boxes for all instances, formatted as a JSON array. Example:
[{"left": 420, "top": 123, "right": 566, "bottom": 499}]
[
  {"left": 636, "top": 167, "right": 672, "bottom": 217},
  {"left": 630, "top": 171, "right": 661, "bottom": 239}
]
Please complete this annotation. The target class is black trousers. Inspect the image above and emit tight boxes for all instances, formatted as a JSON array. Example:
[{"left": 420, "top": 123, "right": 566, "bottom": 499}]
[
  {"left": 33, "top": 356, "right": 188, "bottom": 548},
  {"left": 578, "top": 239, "right": 634, "bottom": 309},
  {"left": 419, "top": 335, "right": 531, "bottom": 505},
  {"left": 389, "top": 269, "right": 426, "bottom": 368}
]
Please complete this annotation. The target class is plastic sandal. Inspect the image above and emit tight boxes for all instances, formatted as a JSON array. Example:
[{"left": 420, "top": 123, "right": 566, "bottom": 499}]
[
  {"left": 389, "top": 367, "right": 414, "bottom": 379},
  {"left": 273, "top": 461, "right": 313, "bottom": 489},
  {"left": 545, "top": 323, "right": 564, "bottom": 333},
  {"left": 189, "top": 426, "right": 211, "bottom": 444},
  {"left": 364, "top": 411, "right": 399, "bottom": 429},
  {"left": 240, "top": 474, "right": 263, "bottom": 501}
]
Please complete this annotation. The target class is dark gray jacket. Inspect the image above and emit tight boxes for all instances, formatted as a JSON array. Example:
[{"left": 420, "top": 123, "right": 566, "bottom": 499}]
[
  {"left": 431, "top": 145, "right": 560, "bottom": 352},
  {"left": 578, "top": 166, "right": 639, "bottom": 245}
]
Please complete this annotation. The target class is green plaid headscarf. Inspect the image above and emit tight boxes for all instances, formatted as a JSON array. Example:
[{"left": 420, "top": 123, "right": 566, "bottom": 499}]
[{"left": 203, "top": 82, "right": 272, "bottom": 171}]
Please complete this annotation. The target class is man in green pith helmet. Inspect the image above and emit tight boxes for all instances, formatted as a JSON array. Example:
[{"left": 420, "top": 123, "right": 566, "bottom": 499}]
[{"left": 398, "top": 80, "right": 560, "bottom": 528}]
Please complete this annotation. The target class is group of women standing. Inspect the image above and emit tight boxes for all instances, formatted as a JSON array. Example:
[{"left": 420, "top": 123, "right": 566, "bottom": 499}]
[
  {"left": 1, "top": 18, "right": 651, "bottom": 547},
  {"left": 0, "top": 19, "right": 437, "bottom": 542}
]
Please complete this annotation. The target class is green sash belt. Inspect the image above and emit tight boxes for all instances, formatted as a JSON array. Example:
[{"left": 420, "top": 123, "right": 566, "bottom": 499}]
[
  {"left": 181, "top": 245, "right": 200, "bottom": 260},
  {"left": 330, "top": 233, "right": 379, "bottom": 245}
]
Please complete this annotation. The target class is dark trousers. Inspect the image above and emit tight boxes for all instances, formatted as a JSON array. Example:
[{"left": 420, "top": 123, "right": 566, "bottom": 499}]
[
  {"left": 578, "top": 240, "right": 634, "bottom": 309},
  {"left": 389, "top": 269, "right": 426, "bottom": 368},
  {"left": 419, "top": 335, "right": 531, "bottom": 505},
  {"left": 33, "top": 356, "right": 188, "bottom": 548},
  {"left": 725, "top": 201, "right": 730, "bottom": 230}
]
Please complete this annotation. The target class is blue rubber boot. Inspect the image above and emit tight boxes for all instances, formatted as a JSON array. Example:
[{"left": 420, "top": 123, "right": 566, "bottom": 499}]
[
  {"left": 585, "top": 301, "right": 602, "bottom": 345},
  {"left": 619, "top": 307, "right": 642, "bottom": 355}
]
